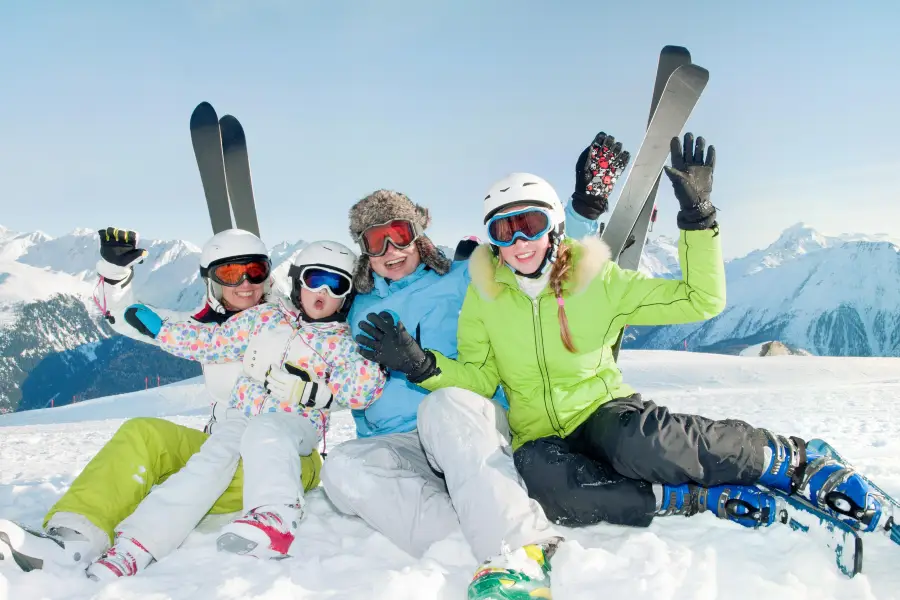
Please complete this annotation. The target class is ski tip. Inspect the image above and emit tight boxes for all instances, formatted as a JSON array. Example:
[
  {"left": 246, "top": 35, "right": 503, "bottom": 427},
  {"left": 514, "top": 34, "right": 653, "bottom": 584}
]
[
  {"left": 669, "top": 63, "right": 710, "bottom": 86},
  {"left": 661, "top": 45, "right": 691, "bottom": 59},
  {"left": 218, "top": 114, "right": 247, "bottom": 147},
  {"left": 190, "top": 102, "right": 218, "bottom": 128}
]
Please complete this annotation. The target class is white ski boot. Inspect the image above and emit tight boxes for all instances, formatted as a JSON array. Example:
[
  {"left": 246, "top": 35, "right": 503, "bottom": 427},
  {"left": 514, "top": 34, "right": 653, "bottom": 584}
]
[
  {"left": 0, "top": 519, "right": 105, "bottom": 572},
  {"left": 85, "top": 534, "right": 154, "bottom": 581},
  {"left": 216, "top": 504, "right": 303, "bottom": 560}
]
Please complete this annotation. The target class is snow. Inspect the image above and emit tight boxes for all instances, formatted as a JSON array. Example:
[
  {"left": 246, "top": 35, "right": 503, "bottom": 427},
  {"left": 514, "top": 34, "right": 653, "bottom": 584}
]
[
  {"left": 0, "top": 261, "right": 93, "bottom": 310},
  {"left": 2, "top": 350, "right": 900, "bottom": 599}
]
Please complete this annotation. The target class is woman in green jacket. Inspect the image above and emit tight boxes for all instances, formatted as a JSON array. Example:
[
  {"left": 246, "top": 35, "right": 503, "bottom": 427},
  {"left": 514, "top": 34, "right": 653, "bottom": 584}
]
[{"left": 355, "top": 134, "right": 889, "bottom": 600}]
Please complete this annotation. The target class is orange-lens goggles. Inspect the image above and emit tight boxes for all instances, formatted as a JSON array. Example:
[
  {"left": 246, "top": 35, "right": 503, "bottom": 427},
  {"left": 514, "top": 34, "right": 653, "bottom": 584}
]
[{"left": 209, "top": 260, "right": 271, "bottom": 286}]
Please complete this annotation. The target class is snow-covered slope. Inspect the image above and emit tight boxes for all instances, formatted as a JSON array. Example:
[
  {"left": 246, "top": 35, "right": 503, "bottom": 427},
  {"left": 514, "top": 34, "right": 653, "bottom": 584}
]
[
  {"left": 630, "top": 223, "right": 900, "bottom": 357},
  {"left": 1, "top": 350, "right": 899, "bottom": 599}
]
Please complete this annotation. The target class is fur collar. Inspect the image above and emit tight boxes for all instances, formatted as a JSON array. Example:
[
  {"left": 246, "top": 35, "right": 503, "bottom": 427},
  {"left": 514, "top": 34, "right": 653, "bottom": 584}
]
[{"left": 469, "top": 236, "right": 611, "bottom": 300}]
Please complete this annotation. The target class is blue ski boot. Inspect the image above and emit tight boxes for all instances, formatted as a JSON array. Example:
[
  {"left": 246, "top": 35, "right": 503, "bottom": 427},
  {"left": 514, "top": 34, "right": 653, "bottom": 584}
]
[
  {"left": 757, "top": 433, "right": 888, "bottom": 533},
  {"left": 657, "top": 483, "right": 777, "bottom": 528}
]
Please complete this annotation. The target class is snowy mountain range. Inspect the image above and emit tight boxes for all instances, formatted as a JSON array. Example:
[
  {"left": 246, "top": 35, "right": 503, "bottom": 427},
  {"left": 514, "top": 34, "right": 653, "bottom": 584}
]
[
  {"left": 623, "top": 223, "right": 900, "bottom": 356},
  {"left": 2, "top": 221, "right": 898, "bottom": 413}
]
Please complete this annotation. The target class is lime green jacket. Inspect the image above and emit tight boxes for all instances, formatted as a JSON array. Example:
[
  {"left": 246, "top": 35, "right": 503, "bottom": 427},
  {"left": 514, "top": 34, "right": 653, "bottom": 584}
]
[{"left": 419, "top": 229, "right": 726, "bottom": 450}]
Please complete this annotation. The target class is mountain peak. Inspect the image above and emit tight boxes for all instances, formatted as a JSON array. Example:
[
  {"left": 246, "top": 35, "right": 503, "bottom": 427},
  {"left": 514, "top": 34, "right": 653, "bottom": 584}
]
[{"left": 770, "top": 222, "right": 828, "bottom": 252}]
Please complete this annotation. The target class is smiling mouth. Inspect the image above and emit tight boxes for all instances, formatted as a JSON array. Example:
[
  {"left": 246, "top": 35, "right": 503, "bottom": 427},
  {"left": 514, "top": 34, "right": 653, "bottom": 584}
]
[
  {"left": 234, "top": 290, "right": 255, "bottom": 298},
  {"left": 385, "top": 257, "right": 405, "bottom": 268},
  {"left": 515, "top": 251, "right": 536, "bottom": 261}
]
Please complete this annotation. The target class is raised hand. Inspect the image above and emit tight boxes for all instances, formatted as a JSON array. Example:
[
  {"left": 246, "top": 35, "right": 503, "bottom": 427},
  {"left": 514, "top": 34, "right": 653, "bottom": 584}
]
[
  {"left": 572, "top": 132, "right": 631, "bottom": 219},
  {"left": 663, "top": 133, "right": 717, "bottom": 230},
  {"left": 98, "top": 227, "right": 147, "bottom": 269}
]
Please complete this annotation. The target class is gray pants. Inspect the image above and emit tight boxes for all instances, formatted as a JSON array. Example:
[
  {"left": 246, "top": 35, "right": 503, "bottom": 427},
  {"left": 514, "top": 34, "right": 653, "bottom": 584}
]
[{"left": 321, "top": 387, "right": 561, "bottom": 562}]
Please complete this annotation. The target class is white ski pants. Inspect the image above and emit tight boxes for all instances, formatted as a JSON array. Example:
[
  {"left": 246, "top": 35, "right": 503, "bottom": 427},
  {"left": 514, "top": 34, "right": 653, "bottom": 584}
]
[
  {"left": 117, "top": 410, "right": 316, "bottom": 559},
  {"left": 321, "top": 387, "right": 561, "bottom": 562}
]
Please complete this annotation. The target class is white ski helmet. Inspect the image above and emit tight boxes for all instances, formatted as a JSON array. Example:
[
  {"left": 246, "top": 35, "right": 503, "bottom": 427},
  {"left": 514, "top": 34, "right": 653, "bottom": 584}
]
[
  {"left": 288, "top": 240, "right": 358, "bottom": 321},
  {"left": 482, "top": 172, "right": 566, "bottom": 238},
  {"left": 199, "top": 228, "right": 272, "bottom": 313}
]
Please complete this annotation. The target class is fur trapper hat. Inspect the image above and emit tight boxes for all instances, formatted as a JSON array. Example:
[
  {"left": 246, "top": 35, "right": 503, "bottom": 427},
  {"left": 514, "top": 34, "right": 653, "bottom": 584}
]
[{"left": 348, "top": 189, "right": 452, "bottom": 293}]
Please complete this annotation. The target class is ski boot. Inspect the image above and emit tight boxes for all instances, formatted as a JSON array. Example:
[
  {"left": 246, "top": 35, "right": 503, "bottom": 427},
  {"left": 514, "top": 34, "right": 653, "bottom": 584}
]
[
  {"left": 757, "top": 433, "right": 889, "bottom": 533},
  {"left": 0, "top": 519, "right": 106, "bottom": 572},
  {"left": 467, "top": 542, "right": 556, "bottom": 600},
  {"left": 85, "top": 534, "right": 154, "bottom": 581},
  {"left": 216, "top": 503, "right": 302, "bottom": 560},
  {"left": 805, "top": 438, "right": 899, "bottom": 544},
  {"left": 657, "top": 483, "right": 778, "bottom": 528}
]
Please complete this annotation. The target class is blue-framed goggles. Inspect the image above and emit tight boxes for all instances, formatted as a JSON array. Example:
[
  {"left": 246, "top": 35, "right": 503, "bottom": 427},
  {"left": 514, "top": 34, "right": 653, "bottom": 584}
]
[
  {"left": 486, "top": 207, "right": 553, "bottom": 247},
  {"left": 288, "top": 265, "right": 352, "bottom": 298}
]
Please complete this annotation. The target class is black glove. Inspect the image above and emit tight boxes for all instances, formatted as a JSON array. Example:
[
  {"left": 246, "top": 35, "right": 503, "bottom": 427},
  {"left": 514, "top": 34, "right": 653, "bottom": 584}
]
[
  {"left": 355, "top": 312, "right": 437, "bottom": 383},
  {"left": 663, "top": 133, "right": 717, "bottom": 230},
  {"left": 572, "top": 132, "right": 631, "bottom": 220},
  {"left": 98, "top": 227, "right": 147, "bottom": 269}
]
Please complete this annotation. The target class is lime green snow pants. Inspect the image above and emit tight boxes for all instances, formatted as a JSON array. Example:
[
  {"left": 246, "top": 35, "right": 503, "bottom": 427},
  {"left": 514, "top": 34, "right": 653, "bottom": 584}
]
[{"left": 43, "top": 417, "right": 322, "bottom": 543}]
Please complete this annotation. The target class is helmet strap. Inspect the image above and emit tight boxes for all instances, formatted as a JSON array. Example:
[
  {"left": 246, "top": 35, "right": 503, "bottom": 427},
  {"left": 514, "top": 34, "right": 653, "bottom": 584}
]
[{"left": 206, "top": 279, "right": 226, "bottom": 314}]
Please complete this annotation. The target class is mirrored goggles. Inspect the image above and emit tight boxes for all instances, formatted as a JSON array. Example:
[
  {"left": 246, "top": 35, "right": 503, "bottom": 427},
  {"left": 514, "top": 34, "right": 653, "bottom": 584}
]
[
  {"left": 359, "top": 219, "right": 422, "bottom": 257},
  {"left": 486, "top": 207, "right": 552, "bottom": 247},
  {"left": 289, "top": 265, "right": 353, "bottom": 298}
]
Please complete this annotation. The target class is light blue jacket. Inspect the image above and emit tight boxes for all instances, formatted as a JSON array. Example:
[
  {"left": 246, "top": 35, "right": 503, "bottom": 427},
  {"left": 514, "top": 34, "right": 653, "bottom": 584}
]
[{"left": 348, "top": 200, "right": 599, "bottom": 437}]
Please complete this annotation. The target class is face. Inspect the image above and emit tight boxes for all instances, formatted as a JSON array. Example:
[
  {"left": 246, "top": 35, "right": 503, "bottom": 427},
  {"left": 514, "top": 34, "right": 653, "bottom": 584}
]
[
  {"left": 368, "top": 242, "right": 421, "bottom": 281},
  {"left": 220, "top": 280, "right": 264, "bottom": 311},
  {"left": 299, "top": 286, "right": 343, "bottom": 319},
  {"left": 499, "top": 235, "right": 551, "bottom": 276}
]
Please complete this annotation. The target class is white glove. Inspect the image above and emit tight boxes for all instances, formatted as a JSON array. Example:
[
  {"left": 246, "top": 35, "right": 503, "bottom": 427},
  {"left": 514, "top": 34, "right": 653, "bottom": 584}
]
[
  {"left": 264, "top": 363, "right": 334, "bottom": 410},
  {"left": 96, "top": 258, "right": 134, "bottom": 284}
]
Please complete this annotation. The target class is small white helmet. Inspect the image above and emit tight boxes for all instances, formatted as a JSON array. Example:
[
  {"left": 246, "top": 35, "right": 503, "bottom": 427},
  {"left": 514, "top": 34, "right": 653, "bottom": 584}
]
[
  {"left": 288, "top": 240, "right": 358, "bottom": 321},
  {"left": 291, "top": 240, "right": 357, "bottom": 277},
  {"left": 482, "top": 172, "right": 566, "bottom": 234},
  {"left": 199, "top": 228, "right": 272, "bottom": 313}
]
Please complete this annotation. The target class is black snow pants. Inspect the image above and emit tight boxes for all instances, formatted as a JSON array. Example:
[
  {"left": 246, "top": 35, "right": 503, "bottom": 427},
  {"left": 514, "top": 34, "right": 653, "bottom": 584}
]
[{"left": 513, "top": 393, "right": 769, "bottom": 527}]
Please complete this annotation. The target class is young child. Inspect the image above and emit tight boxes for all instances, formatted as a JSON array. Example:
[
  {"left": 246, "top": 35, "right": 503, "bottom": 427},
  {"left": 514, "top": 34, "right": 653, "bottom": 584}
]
[{"left": 86, "top": 240, "right": 385, "bottom": 580}]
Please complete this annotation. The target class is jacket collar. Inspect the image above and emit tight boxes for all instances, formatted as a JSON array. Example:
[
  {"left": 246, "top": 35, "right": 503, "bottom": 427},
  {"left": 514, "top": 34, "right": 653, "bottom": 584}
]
[{"left": 371, "top": 263, "right": 431, "bottom": 298}]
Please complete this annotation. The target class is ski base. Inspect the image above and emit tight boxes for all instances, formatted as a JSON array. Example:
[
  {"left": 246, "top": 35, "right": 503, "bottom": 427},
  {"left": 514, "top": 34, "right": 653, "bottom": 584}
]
[{"left": 770, "top": 488, "right": 863, "bottom": 578}]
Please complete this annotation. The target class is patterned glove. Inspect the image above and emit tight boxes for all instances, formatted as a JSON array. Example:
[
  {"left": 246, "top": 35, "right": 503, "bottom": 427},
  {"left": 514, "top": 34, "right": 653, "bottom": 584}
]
[{"left": 572, "top": 132, "right": 631, "bottom": 220}]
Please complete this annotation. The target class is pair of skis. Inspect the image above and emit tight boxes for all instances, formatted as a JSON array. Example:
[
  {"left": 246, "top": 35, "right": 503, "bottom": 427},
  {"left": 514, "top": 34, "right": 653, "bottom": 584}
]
[
  {"left": 602, "top": 46, "right": 699, "bottom": 361},
  {"left": 189, "top": 102, "right": 261, "bottom": 237}
]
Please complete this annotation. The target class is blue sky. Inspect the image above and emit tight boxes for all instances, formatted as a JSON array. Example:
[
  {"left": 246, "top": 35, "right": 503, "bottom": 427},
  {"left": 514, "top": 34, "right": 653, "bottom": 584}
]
[{"left": 2, "top": 0, "right": 898, "bottom": 258}]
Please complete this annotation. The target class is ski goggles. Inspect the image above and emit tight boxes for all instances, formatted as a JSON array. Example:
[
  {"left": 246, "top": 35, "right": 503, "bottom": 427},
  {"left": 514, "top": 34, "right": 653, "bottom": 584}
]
[
  {"left": 486, "top": 207, "right": 553, "bottom": 247},
  {"left": 358, "top": 219, "right": 422, "bottom": 257},
  {"left": 203, "top": 256, "right": 272, "bottom": 286},
  {"left": 289, "top": 265, "right": 353, "bottom": 298}
]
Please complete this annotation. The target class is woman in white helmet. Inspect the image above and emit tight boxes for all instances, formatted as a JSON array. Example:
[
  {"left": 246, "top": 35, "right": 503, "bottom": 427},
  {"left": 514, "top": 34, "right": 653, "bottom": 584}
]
[{"left": 0, "top": 235, "right": 384, "bottom": 581}]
